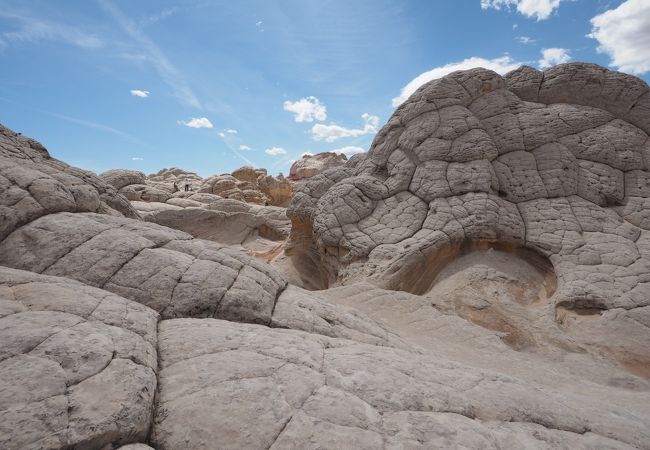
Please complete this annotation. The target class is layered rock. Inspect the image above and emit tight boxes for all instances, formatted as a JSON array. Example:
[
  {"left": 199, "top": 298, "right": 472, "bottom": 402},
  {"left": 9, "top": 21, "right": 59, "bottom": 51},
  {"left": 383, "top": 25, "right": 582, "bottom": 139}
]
[
  {"left": 199, "top": 166, "right": 293, "bottom": 207},
  {"left": 289, "top": 151, "right": 348, "bottom": 180}
]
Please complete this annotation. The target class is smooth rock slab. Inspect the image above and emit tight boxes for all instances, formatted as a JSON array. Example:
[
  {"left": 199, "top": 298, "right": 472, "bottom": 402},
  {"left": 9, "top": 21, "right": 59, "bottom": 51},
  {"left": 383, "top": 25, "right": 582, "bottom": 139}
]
[{"left": 152, "top": 318, "right": 650, "bottom": 450}]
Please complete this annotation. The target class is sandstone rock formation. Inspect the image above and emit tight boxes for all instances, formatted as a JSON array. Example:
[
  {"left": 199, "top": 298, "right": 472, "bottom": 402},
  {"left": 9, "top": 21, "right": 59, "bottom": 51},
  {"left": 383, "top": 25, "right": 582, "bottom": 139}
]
[
  {"left": 1, "top": 62, "right": 650, "bottom": 450},
  {"left": 132, "top": 195, "right": 291, "bottom": 261},
  {"left": 146, "top": 167, "right": 203, "bottom": 192},
  {"left": 289, "top": 151, "right": 348, "bottom": 180},
  {"left": 199, "top": 166, "right": 293, "bottom": 207}
]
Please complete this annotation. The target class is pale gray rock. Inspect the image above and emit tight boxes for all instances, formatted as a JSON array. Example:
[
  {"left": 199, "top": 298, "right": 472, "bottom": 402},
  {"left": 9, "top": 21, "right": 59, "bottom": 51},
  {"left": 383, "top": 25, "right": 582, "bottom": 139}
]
[
  {"left": 0, "top": 124, "right": 138, "bottom": 242},
  {"left": 100, "top": 169, "right": 146, "bottom": 191},
  {"left": 0, "top": 267, "right": 157, "bottom": 450},
  {"left": 151, "top": 318, "right": 650, "bottom": 450},
  {"left": 0, "top": 212, "right": 287, "bottom": 323},
  {"left": 288, "top": 62, "right": 650, "bottom": 325},
  {"left": 289, "top": 151, "right": 348, "bottom": 180}
]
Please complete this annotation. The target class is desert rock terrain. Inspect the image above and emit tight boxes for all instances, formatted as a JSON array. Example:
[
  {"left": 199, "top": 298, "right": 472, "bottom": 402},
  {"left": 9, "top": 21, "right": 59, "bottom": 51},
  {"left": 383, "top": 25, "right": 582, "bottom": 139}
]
[{"left": 1, "top": 63, "right": 649, "bottom": 449}]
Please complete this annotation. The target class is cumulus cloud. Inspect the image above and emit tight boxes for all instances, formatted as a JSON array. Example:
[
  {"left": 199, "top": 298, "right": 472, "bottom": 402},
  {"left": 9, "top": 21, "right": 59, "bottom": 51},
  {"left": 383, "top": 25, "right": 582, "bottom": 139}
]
[
  {"left": 311, "top": 113, "right": 379, "bottom": 142},
  {"left": 301, "top": 151, "right": 314, "bottom": 157},
  {"left": 265, "top": 147, "right": 287, "bottom": 156},
  {"left": 239, "top": 145, "right": 253, "bottom": 151},
  {"left": 283, "top": 96, "right": 327, "bottom": 122},
  {"left": 588, "top": 0, "right": 650, "bottom": 74},
  {"left": 225, "top": 128, "right": 238, "bottom": 134},
  {"left": 131, "top": 156, "right": 144, "bottom": 161},
  {"left": 331, "top": 146, "right": 366, "bottom": 155},
  {"left": 392, "top": 55, "right": 521, "bottom": 106},
  {"left": 538, "top": 47, "right": 571, "bottom": 69},
  {"left": 130, "top": 89, "right": 149, "bottom": 98},
  {"left": 480, "top": 0, "right": 562, "bottom": 21},
  {"left": 178, "top": 117, "right": 214, "bottom": 129}
]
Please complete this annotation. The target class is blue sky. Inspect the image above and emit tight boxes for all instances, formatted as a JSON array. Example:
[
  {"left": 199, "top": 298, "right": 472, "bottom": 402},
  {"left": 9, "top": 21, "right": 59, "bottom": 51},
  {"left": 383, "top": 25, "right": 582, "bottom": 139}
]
[{"left": 1, "top": 0, "right": 649, "bottom": 177}]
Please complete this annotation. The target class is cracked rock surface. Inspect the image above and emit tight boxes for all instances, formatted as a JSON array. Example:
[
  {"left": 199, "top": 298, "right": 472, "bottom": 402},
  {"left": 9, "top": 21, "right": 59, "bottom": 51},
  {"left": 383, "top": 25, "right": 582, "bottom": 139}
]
[
  {"left": 1, "top": 62, "right": 650, "bottom": 450},
  {"left": 288, "top": 62, "right": 650, "bottom": 316}
]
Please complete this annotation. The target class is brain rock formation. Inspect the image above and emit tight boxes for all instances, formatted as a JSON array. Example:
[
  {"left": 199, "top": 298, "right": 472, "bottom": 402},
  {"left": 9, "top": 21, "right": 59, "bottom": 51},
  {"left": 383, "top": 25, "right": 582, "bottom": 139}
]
[
  {"left": 2, "top": 62, "right": 650, "bottom": 450},
  {"left": 289, "top": 63, "right": 650, "bottom": 310}
]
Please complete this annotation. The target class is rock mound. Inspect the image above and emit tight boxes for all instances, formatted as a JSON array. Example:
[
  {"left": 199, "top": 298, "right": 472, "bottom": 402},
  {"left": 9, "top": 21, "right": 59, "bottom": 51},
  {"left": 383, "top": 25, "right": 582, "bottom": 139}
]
[
  {"left": 289, "top": 151, "right": 348, "bottom": 180},
  {"left": 0, "top": 125, "right": 138, "bottom": 242}
]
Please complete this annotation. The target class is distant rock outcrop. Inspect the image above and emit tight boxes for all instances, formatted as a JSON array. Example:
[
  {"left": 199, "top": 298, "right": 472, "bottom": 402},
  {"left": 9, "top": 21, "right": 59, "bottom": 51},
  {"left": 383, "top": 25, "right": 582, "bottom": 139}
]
[
  {"left": 289, "top": 151, "right": 348, "bottom": 180},
  {"left": 199, "top": 166, "right": 292, "bottom": 207}
]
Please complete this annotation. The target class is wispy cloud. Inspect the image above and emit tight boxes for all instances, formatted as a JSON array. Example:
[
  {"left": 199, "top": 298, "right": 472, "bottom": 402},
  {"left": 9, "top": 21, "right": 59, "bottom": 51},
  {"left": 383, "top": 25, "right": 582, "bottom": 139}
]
[
  {"left": 516, "top": 36, "right": 535, "bottom": 44},
  {"left": 256, "top": 20, "right": 264, "bottom": 32},
  {"left": 139, "top": 7, "right": 178, "bottom": 28},
  {"left": 99, "top": 0, "right": 201, "bottom": 109},
  {"left": 225, "top": 128, "right": 238, "bottom": 134},
  {"left": 131, "top": 156, "right": 144, "bottom": 161},
  {"left": 178, "top": 117, "right": 214, "bottom": 128},
  {"left": 0, "top": 11, "right": 103, "bottom": 49},
  {"left": 311, "top": 113, "right": 379, "bottom": 142},
  {"left": 0, "top": 95, "right": 148, "bottom": 147},
  {"left": 130, "top": 89, "right": 149, "bottom": 98},
  {"left": 240, "top": 145, "right": 253, "bottom": 151}
]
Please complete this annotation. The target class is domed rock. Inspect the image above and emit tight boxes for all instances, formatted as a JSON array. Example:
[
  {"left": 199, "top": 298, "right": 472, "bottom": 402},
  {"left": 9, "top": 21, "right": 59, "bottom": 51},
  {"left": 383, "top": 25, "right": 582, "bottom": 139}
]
[
  {"left": 287, "top": 63, "right": 650, "bottom": 370},
  {"left": 0, "top": 125, "right": 139, "bottom": 242},
  {"left": 289, "top": 151, "right": 348, "bottom": 180},
  {"left": 100, "top": 169, "right": 147, "bottom": 190}
]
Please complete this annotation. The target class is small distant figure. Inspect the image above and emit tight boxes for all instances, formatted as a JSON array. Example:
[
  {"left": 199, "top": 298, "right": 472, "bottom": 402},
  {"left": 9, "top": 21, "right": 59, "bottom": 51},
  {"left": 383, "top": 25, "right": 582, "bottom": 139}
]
[
  {"left": 172, "top": 182, "right": 179, "bottom": 193},
  {"left": 224, "top": 193, "right": 229, "bottom": 199},
  {"left": 264, "top": 200, "right": 269, "bottom": 206},
  {"left": 184, "top": 183, "right": 189, "bottom": 192}
]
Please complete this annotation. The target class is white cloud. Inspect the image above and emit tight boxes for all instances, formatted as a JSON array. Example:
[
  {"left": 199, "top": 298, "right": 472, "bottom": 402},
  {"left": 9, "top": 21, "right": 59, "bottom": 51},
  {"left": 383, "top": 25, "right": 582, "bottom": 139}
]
[
  {"left": 255, "top": 20, "right": 264, "bottom": 32},
  {"left": 131, "top": 156, "right": 144, "bottom": 161},
  {"left": 480, "top": 0, "right": 562, "bottom": 21},
  {"left": 392, "top": 55, "right": 521, "bottom": 106},
  {"left": 301, "top": 151, "right": 314, "bottom": 157},
  {"left": 516, "top": 36, "right": 535, "bottom": 44},
  {"left": 225, "top": 128, "right": 238, "bottom": 134},
  {"left": 218, "top": 132, "right": 225, "bottom": 137},
  {"left": 130, "top": 89, "right": 149, "bottom": 98},
  {"left": 538, "top": 47, "right": 571, "bottom": 69},
  {"left": 311, "top": 113, "right": 379, "bottom": 142},
  {"left": 99, "top": 0, "right": 201, "bottom": 109},
  {"left": 265, "top": 147, "right": 287, "bottom": 156},
  {"left": 283, "top": 96, "right": 327, "bottom": 122},
  {"left": 588, "top": 0, "right": 650, "bottom": 74},
  {"left": 0, "top": 11, "right": 104, "bottom": 48},
  {"left": 178, "top": 117, "right": 214, "bottom": 129},
  {"left": 240, "top": 145, "right": 253, "bottom": 151},
  {"left": 331, "top": 146, "right": 366, "bottom": 155}
]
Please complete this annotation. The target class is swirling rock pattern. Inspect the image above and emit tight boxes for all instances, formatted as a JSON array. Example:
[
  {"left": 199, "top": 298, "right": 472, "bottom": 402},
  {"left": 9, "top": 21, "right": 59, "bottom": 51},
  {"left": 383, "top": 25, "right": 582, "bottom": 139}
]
[{"left": 288, "top": 63, "right": 650, "bottom": 316}]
